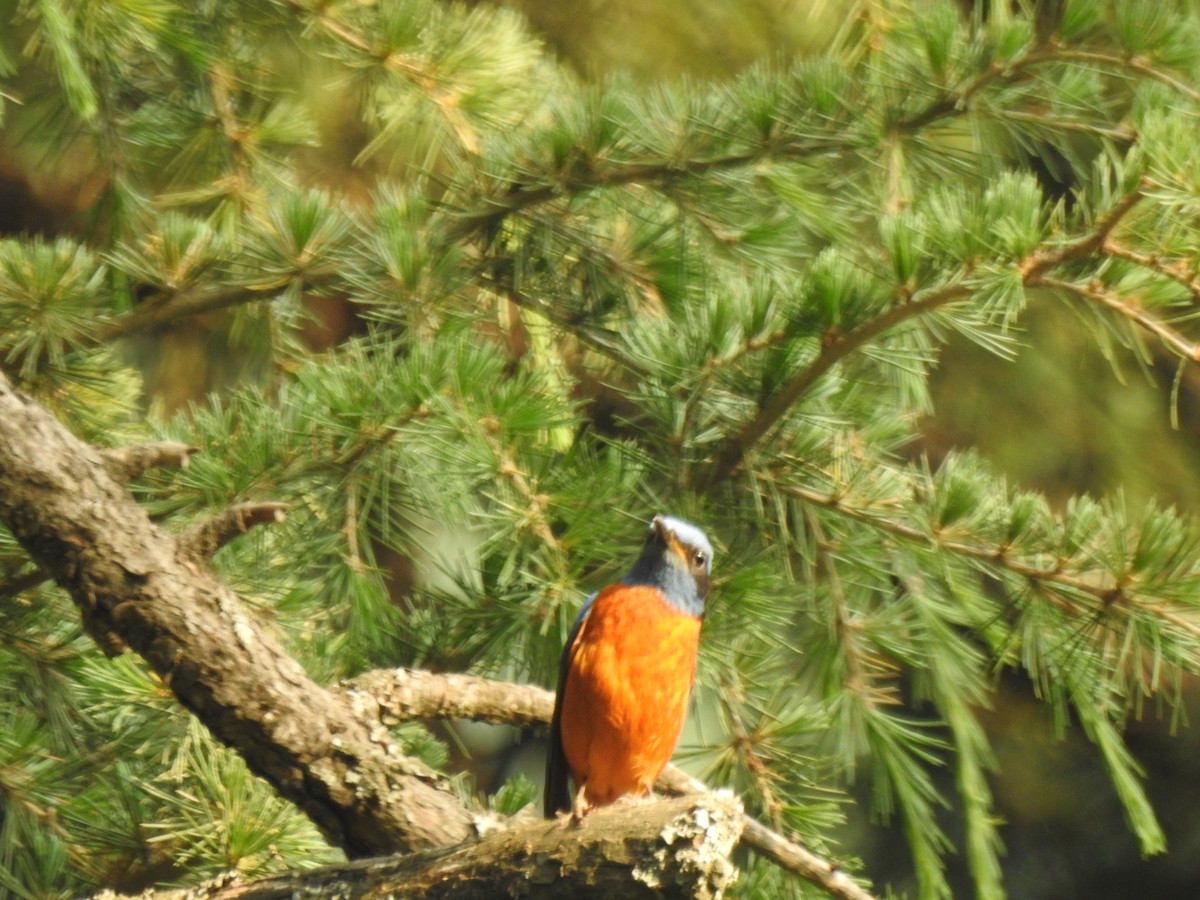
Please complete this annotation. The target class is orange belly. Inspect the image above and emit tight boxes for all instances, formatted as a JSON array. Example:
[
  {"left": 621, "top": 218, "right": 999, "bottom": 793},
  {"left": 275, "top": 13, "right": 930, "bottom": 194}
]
[{"left": 559, "top": 584, "right": 701, "bottom": 806}]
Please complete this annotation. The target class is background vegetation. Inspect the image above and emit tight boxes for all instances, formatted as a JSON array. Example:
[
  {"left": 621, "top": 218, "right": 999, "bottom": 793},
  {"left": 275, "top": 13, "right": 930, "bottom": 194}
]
[{"left": 6, "top": 0, "right": 1200, "bottom": 897}]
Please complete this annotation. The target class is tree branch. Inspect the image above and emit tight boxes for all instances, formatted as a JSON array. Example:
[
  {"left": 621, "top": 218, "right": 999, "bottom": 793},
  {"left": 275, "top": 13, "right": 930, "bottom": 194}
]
[
  {"left": 706, "top": 283, "right": 974, "bottom": 486},
  {"left": 445, "top": 46, "right": 1175, "bottom": 245},
  {"left": 0, "top": 565, "right": 50, "bottom": 603},
  {"left": 479, "top": 272, "right": 654, "bottom": 378},
  {"left": 178, "top": 502, "right": 291, "bottom": 558},
  {"left": 706, "top": 187, "right": 1149, "bottom": 488},
  {"left": 775, "top": 479, "right": 1200, "bottom": 643},
  {"left": 1102, "top": 240, "right": 1200, "bottom": 300},
  {"left": 80, "top": 44, "right": 1184, "bottom": 357},
  {"left": 97, "top": 283, "right": 277, "bottom": 342},
  {"left": 894, "top": 46, "right": 1198, "bottom": 136},
  {"left": 0, "top": 365, "right": 877, "bottom": 898},
  {"left": 0, "top": 370, "right": 473, "bottom": 858},
  {"left": 1036, "top": 276, "right": 1200, "bottom": 362},
  {"left": 102, "top": 441, "right": 198, "bottom": 483},
  {"left": 95, "top": 795, "right": 743, "bottom": 900},
  {"left": 339, "top": 666, "right": 553, "bottom": 731},
  {"left": 279, "top": 0, "right": 482, "bottom": 154},
  {"left": 1048, "top": 48, "right": 1200, "bottom": 104},
  {"left": 1018, "top": 186, "right": 1146, "bottom": 281}
]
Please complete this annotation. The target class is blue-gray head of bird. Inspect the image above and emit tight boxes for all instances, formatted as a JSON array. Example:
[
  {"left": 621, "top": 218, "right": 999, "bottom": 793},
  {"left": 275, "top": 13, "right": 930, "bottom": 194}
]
[{"left": 623, "top": 514, "right": 713, "bottom": 617}]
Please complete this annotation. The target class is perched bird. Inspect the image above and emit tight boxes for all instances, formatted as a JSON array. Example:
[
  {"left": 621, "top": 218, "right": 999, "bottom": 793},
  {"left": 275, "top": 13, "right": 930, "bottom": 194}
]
[{"left": 544, "top": 514, "right": 713, "bottom": 819}]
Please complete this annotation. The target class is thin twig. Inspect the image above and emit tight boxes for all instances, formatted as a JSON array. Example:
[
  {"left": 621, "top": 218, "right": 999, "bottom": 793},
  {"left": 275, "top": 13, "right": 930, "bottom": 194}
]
[
  {"left": 98, "top": 283, "right": 273, "bottom": 342},
  {"left": 708, "top": 189, "right": 1148, "bottom": 488},
  {"left": 1048, "top": 48, "right": 1200, "bottom": 104},
  {"left": 209, "top": 61, "right": 251, "bottom": 194},
  {"left": 1018, "top": 186, "right": 1146, "bottom": 280},
  {"left": 991, "top": 109, "right": 1137, "bottom": 141},
  {"left": 445, "top": 145, "right": 829, "bottom": 242},
  {"left": 1036, "top": 277, "right": 1200, "bottom": 362},
  {"left": 102, "top": 441, "right": 198, "bottom": 483},
  {"left": 812, "top": 509, "right": 901, "bottom": 708},
  {"left": 706, "top": 283, "right": 974, "bottom": 485},
  {"left": 896, "top": 45, "right": 1200, "bottom": 136},
  {"left": 1102, "top": 240, "right": 1200, "bottom": 300},
  {"left": 0, "top": 566, "right": 49, "bottom": 602},
  {"left": 481, "top": 274, "right": 652, "bottom": 377},
  {"left": 658, "top": 765, "right": 878, "bottom": 900},
  {"left": 178, "top": 502, "right": 290, "bottom": 559},
  {"left": 777, "top": 480, "right": 1200, "bottom": 642},
  {"left": 281, "top": 0, "right": 480, "bottom": 153},
  {"left": 488, "top": 440, "right": 567, "bottom": 562},
  {"left": 719, "top": 684, "right": 787, "bottom": 829}
]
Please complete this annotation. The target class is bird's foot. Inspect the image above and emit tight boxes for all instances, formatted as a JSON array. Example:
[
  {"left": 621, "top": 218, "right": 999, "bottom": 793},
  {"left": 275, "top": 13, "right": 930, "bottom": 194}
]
[{"left": 569, "top": 784, "right": 593, "bottom": 825}]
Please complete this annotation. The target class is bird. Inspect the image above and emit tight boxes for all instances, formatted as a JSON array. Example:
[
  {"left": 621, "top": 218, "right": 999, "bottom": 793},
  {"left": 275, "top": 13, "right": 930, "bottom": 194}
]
[{"left": 544, "top": 514, "right": 713, "bottom": 819}]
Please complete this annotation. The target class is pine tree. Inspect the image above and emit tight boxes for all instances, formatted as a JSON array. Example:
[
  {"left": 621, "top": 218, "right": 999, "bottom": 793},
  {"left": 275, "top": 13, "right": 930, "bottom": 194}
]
[{"left": 4, "top": 1, "right": 1200, "bottom": 897}]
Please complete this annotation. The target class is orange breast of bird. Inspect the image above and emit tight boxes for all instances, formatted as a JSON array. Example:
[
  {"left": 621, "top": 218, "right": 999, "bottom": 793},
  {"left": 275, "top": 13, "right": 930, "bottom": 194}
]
[{"left": 559, "top": 583, "right": 702, "bottom": 807}]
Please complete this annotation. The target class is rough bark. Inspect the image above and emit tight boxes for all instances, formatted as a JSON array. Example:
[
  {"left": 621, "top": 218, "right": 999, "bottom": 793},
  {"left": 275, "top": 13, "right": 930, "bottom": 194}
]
[
  {"left": 0, "top": 371, "right": 472, "bottom": 858},
  {"left": 95, "top": 795, "right": 743, "bottom": 900}
]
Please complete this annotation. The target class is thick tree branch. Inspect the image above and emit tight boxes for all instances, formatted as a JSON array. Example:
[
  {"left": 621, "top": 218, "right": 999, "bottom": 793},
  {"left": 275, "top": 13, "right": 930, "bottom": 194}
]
[
  {"left": 655, "top": 767, "right": 877, "bottom": 900},
  {"left": 95, "top": 795, "right": 742, "bottom": 900},
  {"left": 0, "top": 375, "right": 770, "bottom": 898},
  {"left": 0, "top": 370, "right": 472, "bottom": 858},
  {"left": 340, "top": 663, "right": 553, "bottom": 730}
]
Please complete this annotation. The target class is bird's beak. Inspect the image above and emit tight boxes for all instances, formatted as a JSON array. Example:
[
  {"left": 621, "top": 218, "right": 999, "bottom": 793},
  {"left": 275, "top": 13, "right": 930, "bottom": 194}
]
[
  {"left": 652, "top": 516, "right": 692, "bottom": 565},
  {"left": 651, "top": 515, "right": 671, "bottom": 545}
]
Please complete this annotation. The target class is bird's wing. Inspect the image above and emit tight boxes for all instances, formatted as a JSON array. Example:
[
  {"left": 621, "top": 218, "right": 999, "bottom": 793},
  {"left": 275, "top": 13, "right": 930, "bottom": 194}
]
[{"left": 543, "top": 592, "right": 597, "bottom": 818}]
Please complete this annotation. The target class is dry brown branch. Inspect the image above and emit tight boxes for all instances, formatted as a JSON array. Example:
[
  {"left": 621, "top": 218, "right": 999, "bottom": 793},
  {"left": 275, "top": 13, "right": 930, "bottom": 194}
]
[
  {"left": 178, "top": 502, "right": 291, "bottom": 558},
  {"left": 102, "top": 441, "right": 198, "bottom": 483}
]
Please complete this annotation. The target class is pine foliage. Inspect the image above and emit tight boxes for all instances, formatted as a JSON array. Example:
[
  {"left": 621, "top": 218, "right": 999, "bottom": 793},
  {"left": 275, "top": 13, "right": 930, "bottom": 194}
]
[{"left": 5, "top": 1, "right": 1200, "bottom": 897}]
